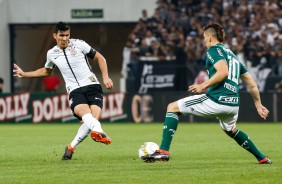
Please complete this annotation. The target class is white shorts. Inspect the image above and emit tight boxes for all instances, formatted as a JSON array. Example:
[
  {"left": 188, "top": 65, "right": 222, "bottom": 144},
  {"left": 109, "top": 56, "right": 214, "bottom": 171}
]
[{"left": 177, "top": 94, "right": 239, "bottom": 131}]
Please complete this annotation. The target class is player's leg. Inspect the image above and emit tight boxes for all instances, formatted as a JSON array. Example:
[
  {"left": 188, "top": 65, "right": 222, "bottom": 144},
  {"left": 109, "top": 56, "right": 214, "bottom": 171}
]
[
  {"left": 86, "top": 84, "right": 111, "bottom": 144},
  {"left": 69, "top": 122, "right": 91, "bottom": 149},
  {"left": 62, "top": 104, "right": 96, "bottom": 160},
  {"left": 62, "top": 121, "right": 90, "bottom": 160},
  {"left": 73, "top": 104, "right": 103, "bottom": 132},
  {"left": 159, "top": 94, "right": 210, "bottom": 153},
  {"left": 63, "top": 86, "right": 106, "bottom": 160},
  {"left": 89, "top": 105, "right": 111, "bottom": 145},
  {"left": 142, "top": 101, "right": 179, "bottom": 162},
  {"left": 143, "top": 94, "right": 209, "bottom": 162},
  {"left": 62, "top": 87, "right": 91, "bottom": 160},
  {"left": 159, "top": 102, "right": 180, "bottom": 152},
  {"left": 219, "top": 110, "right": 272, "bottom": 164}
]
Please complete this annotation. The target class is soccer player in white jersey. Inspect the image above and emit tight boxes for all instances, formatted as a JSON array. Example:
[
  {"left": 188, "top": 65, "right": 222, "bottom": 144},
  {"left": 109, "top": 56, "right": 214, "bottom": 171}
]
[
  {"left": 142, "top": 23, "right": 272, "bottom": 164},
  {"left": 13, "top": 22, "right": 113, "bottom": 160}
]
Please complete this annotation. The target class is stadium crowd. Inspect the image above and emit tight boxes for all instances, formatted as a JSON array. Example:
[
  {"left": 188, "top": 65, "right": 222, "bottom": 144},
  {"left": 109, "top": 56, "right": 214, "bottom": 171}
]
[{"left": 123, "top": 0, "right": 282, "bottom": 87}]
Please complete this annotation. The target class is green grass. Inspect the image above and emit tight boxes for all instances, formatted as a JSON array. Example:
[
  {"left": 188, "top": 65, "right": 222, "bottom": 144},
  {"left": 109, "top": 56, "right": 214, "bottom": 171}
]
[{"left": 0, "top": 122, "right": 281, "bottom": 184}]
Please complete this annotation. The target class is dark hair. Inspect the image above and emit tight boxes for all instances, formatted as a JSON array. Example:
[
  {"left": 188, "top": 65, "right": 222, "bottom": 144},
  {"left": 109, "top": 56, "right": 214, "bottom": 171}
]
[
  {"left": 53, "top": 21, "right": 70, "bottom": 33},
  {"left": 203, "top": 23, "right": 225, "bottom": 43}
]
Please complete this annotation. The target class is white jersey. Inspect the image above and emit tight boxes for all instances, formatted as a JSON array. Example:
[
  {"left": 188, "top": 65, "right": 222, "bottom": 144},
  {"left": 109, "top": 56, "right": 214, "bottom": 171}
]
[{"left": 45, "top": 39, "right": 100, "bottom": 93}]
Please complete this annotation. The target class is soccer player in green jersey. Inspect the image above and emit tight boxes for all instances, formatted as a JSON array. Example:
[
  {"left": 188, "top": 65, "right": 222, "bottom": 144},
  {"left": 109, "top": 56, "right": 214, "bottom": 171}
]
[{"left": 142, "top": 23, "right": 272, "bottom": 164}]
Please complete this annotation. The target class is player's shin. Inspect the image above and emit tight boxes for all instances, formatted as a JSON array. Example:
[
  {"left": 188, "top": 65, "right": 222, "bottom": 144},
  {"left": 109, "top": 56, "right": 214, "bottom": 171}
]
[
  {"left": 232, "top": 130, "right": 266, "bottom": 160},
  {"left": 82, "top": 113, "right": 103, "bottom": 132},
  {"left": 160, "top": 112, "right": 179, "bottom": 151},
  {"left": 70, "top": 123, "right": 90, "bottom": 148}
]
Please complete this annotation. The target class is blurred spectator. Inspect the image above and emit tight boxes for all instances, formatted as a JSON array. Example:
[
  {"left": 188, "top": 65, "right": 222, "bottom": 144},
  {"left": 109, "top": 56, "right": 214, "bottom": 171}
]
[
  {"left": 271, "top": 35, "right": 282, "bottom": 76},
  {"left": 275, "top": 80, "right": 282, "bottom": 92},
  {"left": 147, "top": 40, "right": 166, "bottom": 61},
  {"left": 0, "top": 77, "right": 3, "bottom": 93},
  {"left": 42, "top": 75, "right": 60, "bottom": 92},
  {"left": 140, "top": 9, "right": 149, "bottom": 22},
  {"left": 121, "top": 41, "right": 133, "bottom": 78}
]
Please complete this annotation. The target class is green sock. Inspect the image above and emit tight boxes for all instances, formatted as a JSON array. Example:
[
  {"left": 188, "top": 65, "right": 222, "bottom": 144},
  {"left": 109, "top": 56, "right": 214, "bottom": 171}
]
[
  {"left": 160, "top": 112, "right": 179, "bottom": 151},
  {"left": 233, "top": 130, "right": 266, "bottom": 160}
]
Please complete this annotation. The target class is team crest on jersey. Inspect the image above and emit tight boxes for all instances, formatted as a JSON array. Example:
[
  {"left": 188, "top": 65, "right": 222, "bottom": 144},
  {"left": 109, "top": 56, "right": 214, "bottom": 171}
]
[{"left": 69, "top": 45, "right": 77, "bottom": 56}]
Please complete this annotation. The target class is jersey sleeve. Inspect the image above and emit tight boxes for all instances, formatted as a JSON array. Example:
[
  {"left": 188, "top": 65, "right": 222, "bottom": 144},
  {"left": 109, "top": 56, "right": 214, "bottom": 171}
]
[
  {"left": 76, "top": 39, "right": 94, "bottom": 55},
  {"left": 44, "top": 51, "right": 55, "bottom": 69},
  {"left": 207, "top": 47, "right": 225, "bottom": 64},
  {"left": 239, "top": 62, "right": 248, "bottom": 75}
]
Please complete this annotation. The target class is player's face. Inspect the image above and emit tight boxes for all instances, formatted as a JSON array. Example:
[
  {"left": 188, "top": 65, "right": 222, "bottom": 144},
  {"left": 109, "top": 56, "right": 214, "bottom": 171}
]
[{"left": 53, "top": 30, "right": 70, "bottom": 49}]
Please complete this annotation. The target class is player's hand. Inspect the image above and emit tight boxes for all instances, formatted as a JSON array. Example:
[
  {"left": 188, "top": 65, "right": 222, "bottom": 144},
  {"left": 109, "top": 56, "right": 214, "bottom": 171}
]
[
  {"left": 13, "top": 64, "right": 25, "bottom": 78},
  {"left": 188, "top": 84, "right": 205, "bottom": 94},
  {"left": 256, "top": 103, "right": 269, "bottom": 120},
  {"left": 103, "top": 77, "right": 113, "bottom": 90}
]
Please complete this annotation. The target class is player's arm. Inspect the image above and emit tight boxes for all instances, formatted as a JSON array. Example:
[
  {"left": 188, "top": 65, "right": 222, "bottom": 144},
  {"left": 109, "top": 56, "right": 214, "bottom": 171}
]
[
  {"left": 13, "top": 64, "right": 52, "bottom": 78},
  {"left": 240, "top": 72, "right": 269, "bottom": 120},
  {"left": 92, "top": 51, "right": 113, "bottom": 90},
  {"left": 189, "top": 59, "right": 228, "bottom": 93}
]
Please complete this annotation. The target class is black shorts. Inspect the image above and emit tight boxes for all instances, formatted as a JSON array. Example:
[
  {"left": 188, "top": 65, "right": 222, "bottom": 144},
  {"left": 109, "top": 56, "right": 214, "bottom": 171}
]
[{"left": 69, "top": 84, "right": 103, "bottom": 120}]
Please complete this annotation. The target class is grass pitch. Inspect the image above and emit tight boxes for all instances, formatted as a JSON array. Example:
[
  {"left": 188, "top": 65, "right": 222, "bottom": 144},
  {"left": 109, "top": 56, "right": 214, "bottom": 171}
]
[{"left": 0, "top": 122, "right": 281, "bottom": 184}]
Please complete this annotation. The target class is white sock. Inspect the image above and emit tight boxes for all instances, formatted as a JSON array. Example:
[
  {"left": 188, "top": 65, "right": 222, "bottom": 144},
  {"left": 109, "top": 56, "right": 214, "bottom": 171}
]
[
  {"left": 70, "top": 123, "right": 90, "bottom": 148},
  {"left": 82, "top": 113, "right": 104, "bottom": 132}
]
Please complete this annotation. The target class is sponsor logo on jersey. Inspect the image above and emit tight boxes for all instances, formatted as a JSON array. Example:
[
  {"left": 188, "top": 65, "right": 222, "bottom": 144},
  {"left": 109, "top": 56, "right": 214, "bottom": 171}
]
[
  {"left": 224, "top": 82, "right": 237, "bottom": 93},
  {"left": 53, "top": 49, "right": 60, "bottom": 53},
  {"left": 89, "top": 76, "right": 97, "bottom": 82},
  {"left": 218, "top": 96, "right": 238, "bottom": 104},
  {"left": 217, "top": 48, "right": 223, "bottom": 56},
  {"left": 207, "top": 52, "right": 214, "bottom": 63}
]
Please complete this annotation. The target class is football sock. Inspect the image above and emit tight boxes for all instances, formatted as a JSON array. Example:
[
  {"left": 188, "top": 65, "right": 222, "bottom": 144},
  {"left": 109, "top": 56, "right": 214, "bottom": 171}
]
[
  {"left": 159, "top": 112, "right": 179, "bottom": 151},
  {"left": 68, "top": 144, "right": 75, "bottom": 152},
  {"left": 70, "top": 122, "right": 91, "bottom": 148},
  {"left": 232, "top": 130, "right": 266, "bottom": 160},
  {"left": 82, "top": 113, "right": 103, "bottom": 133}
]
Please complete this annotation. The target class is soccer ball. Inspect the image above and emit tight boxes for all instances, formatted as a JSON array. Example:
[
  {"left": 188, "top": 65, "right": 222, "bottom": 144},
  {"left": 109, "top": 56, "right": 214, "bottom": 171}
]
[{"left": 138, "top": 142, "right": 159, "bottom": 158}]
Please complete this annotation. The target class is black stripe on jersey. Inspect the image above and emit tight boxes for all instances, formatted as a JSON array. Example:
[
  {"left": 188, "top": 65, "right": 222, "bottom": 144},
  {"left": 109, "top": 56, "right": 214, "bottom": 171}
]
[
  {"left": 63, "top": 49, "right": 80, "bottom": 86},
  {"left": 84, "top": 55, "right": 93, "bottom": 73},
  {"left": 184, "top": 96, "right": 208, "bottom": 107}
]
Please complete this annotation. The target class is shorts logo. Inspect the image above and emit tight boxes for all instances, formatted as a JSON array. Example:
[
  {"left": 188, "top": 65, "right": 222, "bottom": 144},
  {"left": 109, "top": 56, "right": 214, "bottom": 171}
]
[{"left": 95, "top": 97, "right": 102, "bottom": 101}]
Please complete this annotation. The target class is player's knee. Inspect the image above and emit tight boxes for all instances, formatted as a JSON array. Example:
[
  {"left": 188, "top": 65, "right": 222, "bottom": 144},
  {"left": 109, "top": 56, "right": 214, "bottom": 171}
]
[
  {"left": 167, "top": 102, "right": 179, "bottom": 112},
  {"left": 223, "top": 128, "right": 238, "bottom": 138},
  {"left": 74, "top": 106, "right": 91, "bottom": 118}
]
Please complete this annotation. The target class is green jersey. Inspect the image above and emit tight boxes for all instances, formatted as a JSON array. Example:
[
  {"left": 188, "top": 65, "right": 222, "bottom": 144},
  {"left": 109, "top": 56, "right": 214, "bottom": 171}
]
[{"left": 205, "top": 44, "right": 247, "bottom": 106}]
